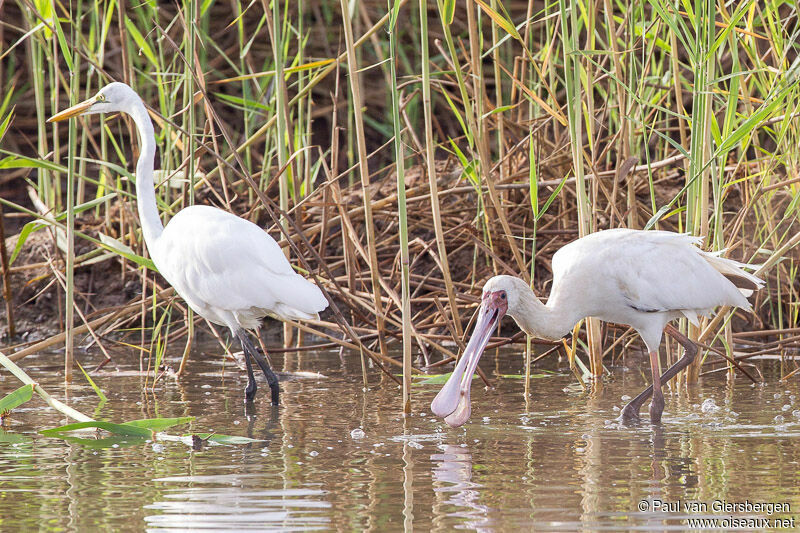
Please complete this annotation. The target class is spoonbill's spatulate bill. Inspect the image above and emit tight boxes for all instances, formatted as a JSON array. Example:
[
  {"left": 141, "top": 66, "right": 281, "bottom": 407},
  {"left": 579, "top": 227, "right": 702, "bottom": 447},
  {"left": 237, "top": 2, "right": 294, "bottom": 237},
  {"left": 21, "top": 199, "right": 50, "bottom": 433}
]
[
  {"left": 431, "top": 229, "right": 763, "bottom": 427},
  {"left": 49, "top": 82, "right": 328, "bottom": 405}
]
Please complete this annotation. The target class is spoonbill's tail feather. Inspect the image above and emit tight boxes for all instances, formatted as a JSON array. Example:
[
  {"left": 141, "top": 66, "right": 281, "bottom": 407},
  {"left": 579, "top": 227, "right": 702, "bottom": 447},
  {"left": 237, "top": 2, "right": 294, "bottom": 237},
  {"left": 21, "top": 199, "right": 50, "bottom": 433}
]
[{"left": 701, "top": 253, "right": 764, "bottom": 299}]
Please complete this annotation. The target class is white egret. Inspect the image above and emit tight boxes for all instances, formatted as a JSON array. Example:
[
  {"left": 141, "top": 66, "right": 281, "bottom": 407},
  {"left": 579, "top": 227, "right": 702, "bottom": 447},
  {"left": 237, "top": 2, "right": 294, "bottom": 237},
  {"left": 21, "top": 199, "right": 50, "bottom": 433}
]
[
  {"left": 49, "top": 82, "right": 328, "bottom": 405},
  {"left": 430, "top": 229, "right": 763, "bottom": 426}
]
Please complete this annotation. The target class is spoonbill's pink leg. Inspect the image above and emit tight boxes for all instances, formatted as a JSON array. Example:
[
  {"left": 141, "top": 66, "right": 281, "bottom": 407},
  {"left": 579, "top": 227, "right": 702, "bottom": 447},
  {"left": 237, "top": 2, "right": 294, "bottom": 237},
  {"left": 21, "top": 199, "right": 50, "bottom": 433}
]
[{"left": 621, "top": 324, "right": 698, "bottom": 422}]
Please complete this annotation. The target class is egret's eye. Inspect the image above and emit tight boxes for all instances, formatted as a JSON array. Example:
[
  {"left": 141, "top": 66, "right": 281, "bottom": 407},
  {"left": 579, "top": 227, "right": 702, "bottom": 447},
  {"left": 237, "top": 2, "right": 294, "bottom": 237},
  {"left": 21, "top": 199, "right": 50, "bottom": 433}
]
[
  {"left": 500, "top": 292, "right": 506, "bottom": 300},
  {"left": 96, "top": 94, "right": 106, "bottom": 102}
]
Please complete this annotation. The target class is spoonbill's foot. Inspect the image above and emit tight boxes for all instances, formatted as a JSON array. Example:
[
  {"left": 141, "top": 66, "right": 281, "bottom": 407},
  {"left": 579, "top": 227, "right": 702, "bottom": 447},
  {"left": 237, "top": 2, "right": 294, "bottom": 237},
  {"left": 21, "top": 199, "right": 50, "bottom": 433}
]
[
  {"left": 649, "top": 394, "right": 665, "bottom": 424},
  {"left": 620, "top": 403, "right": 641, "bottom": 421}
]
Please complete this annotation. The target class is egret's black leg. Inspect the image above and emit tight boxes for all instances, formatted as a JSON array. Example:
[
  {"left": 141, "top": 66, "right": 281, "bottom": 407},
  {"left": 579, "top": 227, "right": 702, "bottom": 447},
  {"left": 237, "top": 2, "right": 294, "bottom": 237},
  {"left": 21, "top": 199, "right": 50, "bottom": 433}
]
[
  {"left": 238, "top": 330, "right": 280, "bottom": 406},
  {"left": 621, "top": 324, "right": 697, "bottom": 421},
  {"left": 242, "top": 343, "right": 257, "bottom": 402}
]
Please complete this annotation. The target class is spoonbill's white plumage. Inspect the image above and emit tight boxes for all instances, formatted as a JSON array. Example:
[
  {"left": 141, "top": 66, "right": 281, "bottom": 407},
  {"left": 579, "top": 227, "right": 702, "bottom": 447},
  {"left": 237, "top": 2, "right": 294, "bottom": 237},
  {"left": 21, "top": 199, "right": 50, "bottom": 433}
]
[
  {"left": 49, "top": 82, "right": 328, "bottom": 404},
  {"left": 431, "top": 228, "right": 763, "bottom": 427}
]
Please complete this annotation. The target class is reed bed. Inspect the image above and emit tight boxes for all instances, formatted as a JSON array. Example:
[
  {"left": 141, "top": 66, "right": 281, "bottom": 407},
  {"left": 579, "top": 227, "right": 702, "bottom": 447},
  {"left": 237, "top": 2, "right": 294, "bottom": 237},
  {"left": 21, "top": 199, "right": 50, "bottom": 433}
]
[{"left": 1, "top": 1, "right": 799, "bottom": 395}]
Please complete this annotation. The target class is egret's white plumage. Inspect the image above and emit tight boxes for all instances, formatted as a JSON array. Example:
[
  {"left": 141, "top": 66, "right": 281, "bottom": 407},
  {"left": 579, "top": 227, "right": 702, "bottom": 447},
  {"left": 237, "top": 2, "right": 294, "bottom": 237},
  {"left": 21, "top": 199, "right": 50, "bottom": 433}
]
[
  {"left": 153, "top": 205, "right": 327, "bottom": 329},
  {"left": 49, "top": 82, "right": 328, "bottom": 404},
  {"left": 431, "top": 228, "right": 763, "bottom": 427}
]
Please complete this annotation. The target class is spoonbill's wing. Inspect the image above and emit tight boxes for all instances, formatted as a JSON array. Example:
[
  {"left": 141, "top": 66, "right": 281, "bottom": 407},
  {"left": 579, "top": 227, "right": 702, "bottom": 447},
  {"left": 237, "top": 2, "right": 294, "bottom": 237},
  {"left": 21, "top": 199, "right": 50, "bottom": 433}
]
[{"left": 604, "top": 231, "right": 755, "bottom": 322}]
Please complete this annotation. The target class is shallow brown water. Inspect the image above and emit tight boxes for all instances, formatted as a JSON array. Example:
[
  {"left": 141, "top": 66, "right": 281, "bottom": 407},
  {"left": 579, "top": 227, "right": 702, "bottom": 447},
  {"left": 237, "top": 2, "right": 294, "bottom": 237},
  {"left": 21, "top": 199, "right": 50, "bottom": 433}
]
[{"left": 1, "top": 343, "right": 799, "bottom": 531}]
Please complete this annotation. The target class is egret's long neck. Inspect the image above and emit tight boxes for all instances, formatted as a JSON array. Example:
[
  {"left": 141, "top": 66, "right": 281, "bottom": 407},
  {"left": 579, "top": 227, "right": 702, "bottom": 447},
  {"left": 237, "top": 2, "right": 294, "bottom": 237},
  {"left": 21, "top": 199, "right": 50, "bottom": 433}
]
[
  {"left": 511, "top": 285, "right": 580, "bottom": 341},
  {"left": 129, "top": 100, "right": 163, "bottom": 247}
]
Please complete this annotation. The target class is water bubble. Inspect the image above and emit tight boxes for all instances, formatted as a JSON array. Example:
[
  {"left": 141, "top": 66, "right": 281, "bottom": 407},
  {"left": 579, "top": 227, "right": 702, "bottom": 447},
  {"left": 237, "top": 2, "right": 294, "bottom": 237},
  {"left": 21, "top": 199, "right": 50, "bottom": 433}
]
[
  {"left": 621, "top": 395, "right": 631, "bottom": 401},
  {"left": 482, "top": 417, "right": 490, "bottom": 423},
  {"left": 792, "top": 410, "right": 800, "bottom": 419},
  {"left": 408, "top": 441, "right": 423, "bottom": 449},
  {"left": 112, "top": 444, "right": 120, "bottom": 449},
  {"left": 774, "top": 415, "right": 785, "bottom": 423},
  {"left": 782, "top": 404, "right": 791, "bottom": 412},
  {"left": 309, "top": 451, "right": 319, "bottom": 457},
  {"left": 233, "top": 420, "right": 240, "bottom": 425},
  {"left": 350, "top": 428, "right": 366, "bottom": 439},
  {"left": 151, "top": 443, "right": 165, "bottom": 453},
  {"left": 701, "top": 398, "right": 720, "bottom": 413},
  {"left": 612, "top": 406, "right": 620, "bottom": 412},
  {"left": 774, "top": 393, "right": 782, "bottom": 399}
]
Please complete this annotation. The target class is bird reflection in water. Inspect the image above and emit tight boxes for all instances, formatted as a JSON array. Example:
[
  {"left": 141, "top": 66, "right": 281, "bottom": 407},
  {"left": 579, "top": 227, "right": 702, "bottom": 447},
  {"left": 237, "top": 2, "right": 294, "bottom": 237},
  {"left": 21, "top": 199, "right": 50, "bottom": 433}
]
[{"left": 431, "top": 445, "right": 491, "bottom": 531}]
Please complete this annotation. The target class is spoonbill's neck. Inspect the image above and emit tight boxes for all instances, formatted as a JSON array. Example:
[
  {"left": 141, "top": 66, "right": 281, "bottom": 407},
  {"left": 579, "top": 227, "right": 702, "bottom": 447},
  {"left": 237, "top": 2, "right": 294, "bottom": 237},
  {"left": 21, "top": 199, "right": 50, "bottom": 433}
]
[
  {"left": 128, "top": 99, "right": 163, "bottom": 247},
  {"left": 510, "top": 284, "right": 579, "bottom": 341}
]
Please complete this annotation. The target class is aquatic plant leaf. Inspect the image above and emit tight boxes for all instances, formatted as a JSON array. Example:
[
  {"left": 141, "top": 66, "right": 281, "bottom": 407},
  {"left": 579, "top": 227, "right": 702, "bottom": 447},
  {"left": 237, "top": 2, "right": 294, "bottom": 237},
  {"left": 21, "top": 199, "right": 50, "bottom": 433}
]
[
  {"left": 76, "top": 362, "right": 107, "bottom": 403},
  {"left": 97, "top": 232, "right": 157, "bottom": 270},
  {"left": 0, "top": 430, "right": 33, "bottom": 444},
  {"left": 416, "top": 372, "right": 478, "bottom": 385},
  {"left": 441, "top": 0, "right": 456, "bottom": 25},
  {"left": 124, "top": 16, "right": 159, "bottom": 67},
  {"left": 124, "top": 417, "right": 195, "bottom": 431},
  {"left": 499, "top": 371, "right": 559, "bottom": 379},
  {"left": 192, "top": 433, "right": 264, "bottom": 445},
  {"left": 57, "top": 436, "right": 143, "bottom": 449},
  {"left": 473, "top": 0, "right": 521, "bottom": 42},
  {"left": 41, "top": 421, "right": 153, "bottom": 438},
  {"left": 0, "top": 384, "right": 34, "bottom": 412}
]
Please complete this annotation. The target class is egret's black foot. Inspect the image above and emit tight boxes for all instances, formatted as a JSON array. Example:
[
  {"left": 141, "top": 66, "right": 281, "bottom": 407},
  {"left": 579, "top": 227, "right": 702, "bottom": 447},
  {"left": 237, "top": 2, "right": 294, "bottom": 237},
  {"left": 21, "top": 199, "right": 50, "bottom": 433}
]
[
  {"left": 268, "top": 382, "right": 280, "bottom": 406},
  {"left": 649, "top": 394, "right": 665, "bottom": 424},
  {"left": 244, "top": 381, "right": 257, "bottom": 403}
]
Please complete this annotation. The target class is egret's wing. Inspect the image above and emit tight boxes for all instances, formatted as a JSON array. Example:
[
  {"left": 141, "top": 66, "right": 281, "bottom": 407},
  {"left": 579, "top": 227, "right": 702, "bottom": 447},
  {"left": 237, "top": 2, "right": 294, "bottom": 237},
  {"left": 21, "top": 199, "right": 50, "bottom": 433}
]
[{"left": 153, "top": 206, "right": 327, "bottom": 321}]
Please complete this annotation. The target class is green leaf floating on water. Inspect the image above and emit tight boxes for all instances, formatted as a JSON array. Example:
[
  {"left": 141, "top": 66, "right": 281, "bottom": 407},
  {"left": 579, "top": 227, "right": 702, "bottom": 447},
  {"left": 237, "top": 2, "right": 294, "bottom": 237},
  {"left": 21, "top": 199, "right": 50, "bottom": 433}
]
[
  {"left": 41, "top": 416, "right": 260, "bottom": 446},
  {"left": 415, "top": 373, "right": 478, "bottom": 385},
  {"left": 500, "top": 370, "right": 560, "bottom": 379},
  {"left": 41, "top": 417, "right": 195, "bottom": 438},
  {"left": 41, "top": 421, "right": 154, "bottom": 438},
  {"left": 192, "top": 433, "right": 264, "bottom": 445},
  {"left": 122, "top": 417, "right": 195, "bottom": 431},
  {"left": 57, "top": 435, "right": 143, "bottom": 449},
  {"left": 0, "top": 384, "right": 34, "bottom": 413},
  {"left": 0, "top": 429, "right": 33, "bottom": 444}
]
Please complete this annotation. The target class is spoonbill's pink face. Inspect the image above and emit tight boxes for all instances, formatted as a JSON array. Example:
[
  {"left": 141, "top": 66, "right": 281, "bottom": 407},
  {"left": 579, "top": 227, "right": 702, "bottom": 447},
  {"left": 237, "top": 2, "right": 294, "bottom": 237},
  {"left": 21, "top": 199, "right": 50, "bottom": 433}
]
[{"left": 430, "top": 288, "right": 508, "bottom": 427}]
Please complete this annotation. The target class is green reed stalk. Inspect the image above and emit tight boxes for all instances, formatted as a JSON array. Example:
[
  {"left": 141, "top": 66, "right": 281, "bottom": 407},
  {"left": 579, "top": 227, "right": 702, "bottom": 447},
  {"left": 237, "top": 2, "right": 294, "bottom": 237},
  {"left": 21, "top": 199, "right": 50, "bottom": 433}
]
[
  {"left": 685, "top": 1, "right": 716, "bottom": 383},
  {"left": 61, "top": 2, "right": 84, "bottom": 383},
  {"left": 264, "top": 0, "right": 296, "bottom": 348},
  {"left": 388, "top": 0, "right": 412, "bottom": 413},
  {"left": 558, "top": 0, "right": 602, "bottom": 377},
  {"left": 181, "top": 0, "right": 198, "bottom": 370},
  {"left": 340, "top": 0, "right": 387, "bottom": 356},
  {"left": 421, "top": 0, "right": 463, "bottom": 339}
]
